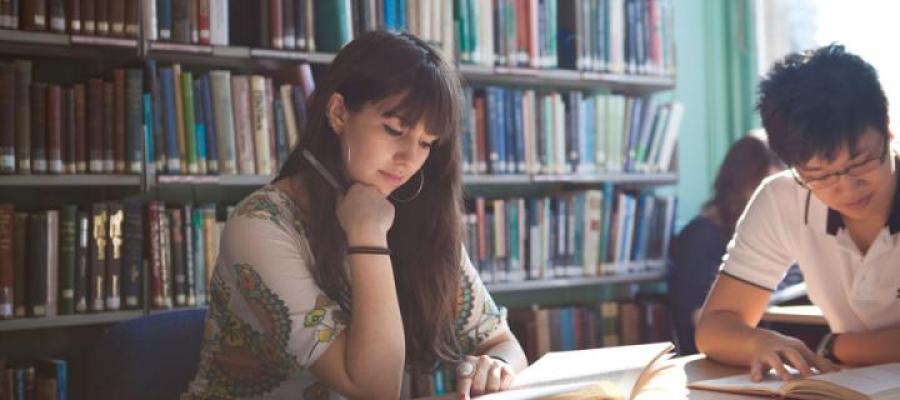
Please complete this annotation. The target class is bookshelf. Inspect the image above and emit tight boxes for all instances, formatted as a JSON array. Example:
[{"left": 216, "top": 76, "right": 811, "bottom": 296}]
[{"left": 0, "top": 2, "right": 682, "bottom": 397}]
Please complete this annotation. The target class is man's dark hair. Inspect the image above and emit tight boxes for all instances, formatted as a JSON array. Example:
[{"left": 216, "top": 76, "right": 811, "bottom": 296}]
[{"left": 757, "top": 44, "right": 889, "bottom": 166}]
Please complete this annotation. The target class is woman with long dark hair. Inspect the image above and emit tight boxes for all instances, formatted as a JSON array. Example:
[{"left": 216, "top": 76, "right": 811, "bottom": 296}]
[
  {"left": 669, "top": 134, "right": 784, "bottom": 355},
  {"left": 182, "top": 31, "right": 526, "bottom": 399}
]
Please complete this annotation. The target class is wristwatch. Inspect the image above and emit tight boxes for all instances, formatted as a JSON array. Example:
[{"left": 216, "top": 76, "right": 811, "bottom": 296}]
[{"left": 816, "top": 332, "right": 841, "bottom": 364}]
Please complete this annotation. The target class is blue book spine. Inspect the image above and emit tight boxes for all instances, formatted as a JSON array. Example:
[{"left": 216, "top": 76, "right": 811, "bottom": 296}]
[
  {"left": 496, "top": 88, "right": 507, "bottom": 173},
  {"left": 513, "top": 90, "right": 525, "bottom": 173},
  {"left": 505, "top": 90, "right": 516, "bottom": 174},
  {"left": 383, "top": 0, "right": 396, "bottom": 30},
  {"left": 200, "top": 75, "right": 218, "bottom": 174},
  {"left": 159, "top": 68, "right": 181, "bottom": 174},
  {"left": 560, "top": 308, "right": 575, "bottom": 350},
  {"left": 192, "top": 79, "right": 207, "bottom": 173},
  {"left": 584, "top": 97, "right": 595, "bottom": 170},
  {"left": 143, "top": 93, "right": 155, "bottom": 166},
  {"left": 573, "top": 194, "right": 584, "bottom": 269},
  {"left": 433, "top": 368, "right": 445, "bottom": 395},
  {"left": 57, "top": 360, "right": 68, "bottom": 400},
  {"left": 487, "top": 88, "right": 500, "bottom": 174},
  {"left": 158, "top": 0, "right": 173, "bottom": 39},
  {"left": 396, "top": 0, "right": 406, "bottom": 31}
]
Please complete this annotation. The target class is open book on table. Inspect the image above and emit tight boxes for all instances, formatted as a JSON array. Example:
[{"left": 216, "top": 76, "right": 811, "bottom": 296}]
[
  {"left": 476, "top": 342, "right": 686, "bottom": 400},
  {"left": 689, "top": 362, "right": 900, "bottom": 400}
]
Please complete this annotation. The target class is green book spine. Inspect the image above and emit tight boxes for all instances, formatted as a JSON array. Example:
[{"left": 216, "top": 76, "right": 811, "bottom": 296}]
[
  {"left": 59, "top": 205, "right": 77, "bottom": 315},
  {"left": 181, "top": 72, "right": 197, "bottom": 174},
  {"left": 314, "top": 0, "right": 350, "bottom": 53}
]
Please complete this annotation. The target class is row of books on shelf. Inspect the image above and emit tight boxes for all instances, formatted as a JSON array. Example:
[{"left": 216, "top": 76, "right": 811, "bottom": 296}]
[
  {"left": 463, "top": 189, "right": 675, "bottom": 284},
  {"left": 456, "top": 0, "right": 675, "bottom": 75},
  {"left": 0, "top": 201, "right": 224, "bottom": 320},
  {"left": 0, "top": 358, "right": 67, "bottom": 400},
  {"left": 0, "top": 58, "right": 315, "bottom": 176},
  {"left": 0, "top": 0, "right": 140, "bottom": 38},
  {"left": 460, "top": 86, "right": 683, "bottom": 175},
  {"left": 406, "top": 298, "right": 670, "bottom": 398}
]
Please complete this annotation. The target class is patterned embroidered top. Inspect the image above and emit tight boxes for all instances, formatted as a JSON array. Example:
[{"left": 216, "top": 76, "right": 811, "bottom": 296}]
[{"left": 182, "top": 185, "right": 508, "bottom": 399}]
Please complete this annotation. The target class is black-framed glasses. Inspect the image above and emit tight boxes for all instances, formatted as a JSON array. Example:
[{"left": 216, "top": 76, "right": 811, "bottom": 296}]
[{"left": 791, "top": 136, "right": 890, "bottom": 190}]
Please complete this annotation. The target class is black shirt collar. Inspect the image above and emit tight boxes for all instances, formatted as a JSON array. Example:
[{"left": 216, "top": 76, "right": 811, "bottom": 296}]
[{"left": 826, "top": 155, "right": 900, "bottom": 236}]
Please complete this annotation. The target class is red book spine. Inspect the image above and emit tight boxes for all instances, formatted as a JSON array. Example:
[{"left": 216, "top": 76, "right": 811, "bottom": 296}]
[
  {"left": 87, "top": 79, "right": 104, "bottom": 172},
  {"left": 269, "top": 0, "right": 282, "bottom": 49},
  {"left": 46, "top": 85, "right": 63, "bottom": 174},
  {"left": 67, "top": 0, "right": 81, "bottom": 33},
  {"left": 74, "top": 84, "right": 87, "bottom": 173},
  {"left": 197, "top": 0, "right": 209, "bottom": 44}
]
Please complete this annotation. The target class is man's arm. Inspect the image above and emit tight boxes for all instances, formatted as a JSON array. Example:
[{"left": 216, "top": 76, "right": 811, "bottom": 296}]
[{"left": 834, "top": 327, "right": 900, "bottom": 365}]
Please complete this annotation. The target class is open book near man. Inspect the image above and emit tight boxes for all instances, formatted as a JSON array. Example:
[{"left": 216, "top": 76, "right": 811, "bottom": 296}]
[
  {"left": 689, "top": 362, "right": 900, "bottom": 400},
  {"left": 476, "top": 342, "right": 687, "bottom": 400}
]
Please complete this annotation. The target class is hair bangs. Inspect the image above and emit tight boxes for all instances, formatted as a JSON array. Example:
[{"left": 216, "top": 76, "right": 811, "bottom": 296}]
[{"left": 380, "top": 64, "right": 458, "bottom": 146}]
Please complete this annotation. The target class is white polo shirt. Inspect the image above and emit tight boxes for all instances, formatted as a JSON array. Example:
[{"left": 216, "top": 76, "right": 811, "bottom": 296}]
[{"left": 720, "top": 156, "right": 900, "bottom": 333}]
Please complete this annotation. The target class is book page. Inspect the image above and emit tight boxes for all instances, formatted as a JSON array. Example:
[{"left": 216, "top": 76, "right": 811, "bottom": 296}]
[
  {"left": 476, "top": 343, "right": 675, "bottom": 400},
  {"left": 788, "top": 362, "right": 900, "bottom": 399},
  {"left": 688, "top": 371, "right": 788, "bottom": 397}
]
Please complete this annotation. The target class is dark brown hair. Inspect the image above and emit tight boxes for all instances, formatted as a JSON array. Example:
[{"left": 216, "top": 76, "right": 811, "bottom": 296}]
[
  {"left": 703, "top": 135, "right": 783, "bottom": 238},
  {"left": 276, "top": 31, "right": 464, "bottom": 370}
]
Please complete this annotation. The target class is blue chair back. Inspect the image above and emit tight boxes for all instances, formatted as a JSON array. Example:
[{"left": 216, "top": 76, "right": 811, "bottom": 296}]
[{"left": 86, "top": 308, "right": 206, "bottom": 400}]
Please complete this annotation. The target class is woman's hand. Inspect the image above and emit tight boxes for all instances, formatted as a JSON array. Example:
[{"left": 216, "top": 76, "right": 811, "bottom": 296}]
[
  {"left": 336, "top": 183, "right": 395, "bottom": 246},
  {"left": 746, "top": 330, "right": 839, "bottom": 382},
  {"left": 455, "top": 355, "right": 516, "bottom": 399}
]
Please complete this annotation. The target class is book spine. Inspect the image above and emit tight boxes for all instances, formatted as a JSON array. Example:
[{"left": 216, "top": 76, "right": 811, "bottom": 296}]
[
  {"left": 102, "top": 81, "right": 115, "bottom": 172},
  {"left": 0, "top": 204, "right": 13, "bottom": 319},
  {"left": 282, "top": 0, "right": 294, "bottom": 49},
  {"left": 45, "top": 210, "right": 59, "bottom": 317},
  {"left": 182, "top": 204, "right": 195, "bottom": 306},
  {"left": 64, "top": 88, "right": 77, "bottom": 173},
  {"left": 49, "top": 0, "right": 65, "bottom": 32},
  {"left": 189, "top": 0, "right": 198, "bottom": 42},
  {"left": 197, "top": 0, "right": 209, "bottom": 44},
  {"left": 231, "top": 75, "right": 254, "bottom": 174},
  {"left": 273, "top": 98, "right": 287, "bottom": 168},
  {"left": 113, "top": 69, "right": 126, "bottom": 173},
  {"left": 73, "top": 84, "right": 87, "bottom": 173},
  {"left": 110, "top": 0, "right": 125, "bottom": 36},
  {"left": 122, "top": 201, "right": 143, "bottom": 309},
  {"left": 199, "top": 75, "right": 218, "bottom": 174},
  {"left": 172, "top": 64, "right": 187, "bottom": 172},
  {"left": 28, "top": 212, "right": 47, "bottom": 317},
  {"left": 58, "top": 205, "right": 77, "bottom": 315},
  {"left": 80, "top": 0, "right": 94, "bottom": 34},
  {"left": 181, "top": 71, "right": 199, "bottom": 174},
  {"left": 294, "top": 0, "right": 305, "bottom": 49},
  {"left": 13, "top": 213, "right": 27, "bottom": 317},
  {"left": 89, "top": 202, "right": 107, "bottom": 312},
  {"left": 157, "top": 0, "right": 171, "bottom": 40},
  {"left": 46, "top": 85, "right": 64, "bottom": 174},
  {"left": 0, "top": 63, "right": 14, "bottom": 173},
  {"left": 30, "top": 83, "right": 47, "bottom": 173},
  {"left": 142, "top": 0, "right": 157, "bottom": 40},
  {"left": 158, "top": 203, "right": 172, "bottom": 308},
  {"left": 171, "top": 0, "right": 190, "bottom": 43},
  {"left": 201, "top": 205, "right": 214, "bottom": 303},
  {"left": 209, "top": 0, "right": 227, "bottom": 45},
  {"left": 88, "top": 79, "right": 105, "bottom": 173},
  {"left": 250, "top": 75, "right": 271, "bottom": 175},
  {"left": 14, "top": 60, "right": 31, "bottom": 173},
  {"left": 74, "top": 210, "right": 89, "bottom": 312},
  {"left": 168, "top": 208, "right": 186, "bottom": 306},
  {"left": 124, "top": 0, "right": 138, "bottom": 37},
  {"left": 191, "top": 78, "right": 207, "bottom": 175},
  {"left": 146, "top": 201, "right": 163, "bottom": 308},
  {"left": 104, "top": 202, "right": 122, "bottom": 310},
  {"left": 210, "top": 70, "right": 236, "bottom": 174},
  {"left": 95, "top": 0, "right": 108, "bottom": 35},
  {"left": 159, "top": 68, "right": 181, "bottom": 174},
  {"left": 145, "top": 60, "right": 166, "bottom": 173},
  {"left": 192, "top": 207, "right": 205, "bottom": 306},
  {"left": 23, "top": 0, "right": 48, "bottom": 31},
  {"left": 126, "top": 68, "right": 144, "bottom": 173}
]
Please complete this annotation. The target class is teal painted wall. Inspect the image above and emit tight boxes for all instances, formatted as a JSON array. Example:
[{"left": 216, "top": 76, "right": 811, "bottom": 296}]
[{"left": 670, "top": 0, "right": 759, "bottom": 230}]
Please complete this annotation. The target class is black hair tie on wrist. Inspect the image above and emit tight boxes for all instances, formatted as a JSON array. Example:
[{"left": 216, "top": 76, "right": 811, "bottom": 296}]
[
  {"left": 488, "top": 355, "right": 509, "bottom": 365},
  {"left": 347, "top": 246, "right": 391, "bottom": 255}
]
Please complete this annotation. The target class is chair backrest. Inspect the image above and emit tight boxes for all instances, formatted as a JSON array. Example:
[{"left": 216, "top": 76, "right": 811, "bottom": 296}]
[{"left": 86, "top": 308, "right": 206, "bottom": 400}]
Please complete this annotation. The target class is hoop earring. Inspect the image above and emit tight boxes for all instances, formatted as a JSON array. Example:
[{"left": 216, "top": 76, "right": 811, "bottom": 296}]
[{"left": 389, "top": 169, "right": 425, "bottom": 203}]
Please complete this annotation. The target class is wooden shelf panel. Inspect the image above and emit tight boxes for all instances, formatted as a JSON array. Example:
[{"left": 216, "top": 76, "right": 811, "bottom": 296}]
[
  {"left": 486, "top": 267, "right": 666, "bottom": 294},
  {"left": 0, "top": 310, "right": 143, "bottom": 332},
  {"left": 0, "top": 174, "right": 142, "bottom": 186}
]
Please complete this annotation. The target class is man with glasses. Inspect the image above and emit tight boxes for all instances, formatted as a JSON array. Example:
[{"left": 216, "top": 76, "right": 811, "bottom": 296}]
[{"left": 695, "top": 44, "right": 900, "bottom": 382}]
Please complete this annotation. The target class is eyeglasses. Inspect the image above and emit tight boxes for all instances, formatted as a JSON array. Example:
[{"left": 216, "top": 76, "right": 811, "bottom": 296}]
[{"left": 791, "top": 136, "right": 890, "bottom": 190}]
